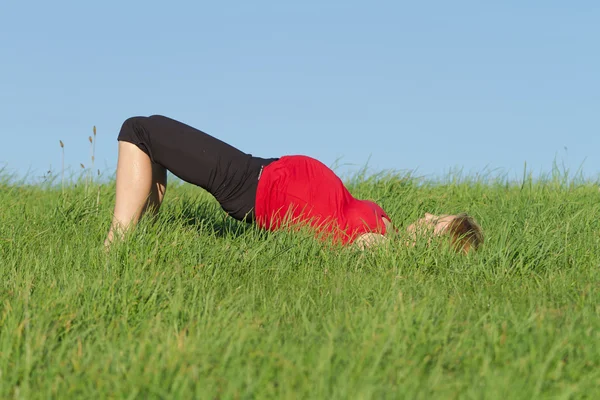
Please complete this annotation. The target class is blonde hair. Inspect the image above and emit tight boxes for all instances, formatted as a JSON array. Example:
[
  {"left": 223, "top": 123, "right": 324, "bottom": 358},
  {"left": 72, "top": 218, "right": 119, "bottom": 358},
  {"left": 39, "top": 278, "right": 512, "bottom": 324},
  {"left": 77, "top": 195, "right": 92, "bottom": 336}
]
[{"left": 445, "top": 213, "right": 484, "bottom": 254}]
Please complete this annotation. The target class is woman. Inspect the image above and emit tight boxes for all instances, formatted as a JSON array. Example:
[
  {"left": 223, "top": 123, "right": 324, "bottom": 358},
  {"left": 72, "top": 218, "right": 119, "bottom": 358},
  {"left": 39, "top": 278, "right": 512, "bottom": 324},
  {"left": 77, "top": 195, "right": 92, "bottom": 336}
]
[{"left": 106, "top": 115, "right": 483, "bottom": 252}]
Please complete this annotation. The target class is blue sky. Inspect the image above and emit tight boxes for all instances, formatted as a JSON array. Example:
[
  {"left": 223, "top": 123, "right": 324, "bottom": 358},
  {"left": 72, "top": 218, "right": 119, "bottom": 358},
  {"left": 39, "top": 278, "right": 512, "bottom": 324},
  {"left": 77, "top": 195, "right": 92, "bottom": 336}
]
[{"left": 1, "top": 1, "right": 598, "bottom": 182}]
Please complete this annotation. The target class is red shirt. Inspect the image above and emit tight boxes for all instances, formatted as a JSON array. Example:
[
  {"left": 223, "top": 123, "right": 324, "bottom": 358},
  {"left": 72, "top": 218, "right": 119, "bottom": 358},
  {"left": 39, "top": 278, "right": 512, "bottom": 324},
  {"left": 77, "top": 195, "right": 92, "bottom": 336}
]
[{"left": 255, "top": 155, "right": 390, "bottom": 244}]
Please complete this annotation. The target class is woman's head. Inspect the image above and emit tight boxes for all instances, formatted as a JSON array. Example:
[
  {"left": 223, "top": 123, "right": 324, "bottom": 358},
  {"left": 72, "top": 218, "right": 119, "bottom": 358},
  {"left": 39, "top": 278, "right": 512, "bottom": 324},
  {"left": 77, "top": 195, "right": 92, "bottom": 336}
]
[{"left": 407, "top": 213, "right": 483, "bottom": 253}]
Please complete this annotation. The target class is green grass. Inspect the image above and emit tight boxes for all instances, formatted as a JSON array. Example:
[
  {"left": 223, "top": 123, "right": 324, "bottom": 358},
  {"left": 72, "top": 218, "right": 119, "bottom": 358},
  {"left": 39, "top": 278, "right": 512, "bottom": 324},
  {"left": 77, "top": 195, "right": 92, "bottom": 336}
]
[{"left": 1, "top": 170, "right": 600, "bottom": 399}]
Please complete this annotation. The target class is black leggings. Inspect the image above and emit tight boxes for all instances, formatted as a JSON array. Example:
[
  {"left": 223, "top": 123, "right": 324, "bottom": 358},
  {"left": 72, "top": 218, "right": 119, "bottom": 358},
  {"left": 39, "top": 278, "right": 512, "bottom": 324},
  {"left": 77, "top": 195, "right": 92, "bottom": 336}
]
[{"left": 117, "top": 115, "right": 278, "bottom": 222}]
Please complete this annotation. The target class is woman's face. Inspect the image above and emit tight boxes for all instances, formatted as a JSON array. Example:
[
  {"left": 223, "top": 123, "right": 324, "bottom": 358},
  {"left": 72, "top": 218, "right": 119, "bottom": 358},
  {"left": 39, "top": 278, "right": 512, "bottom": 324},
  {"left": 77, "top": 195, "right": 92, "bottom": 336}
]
[{"left": 406, "top": 213, "right": 457, "bottom": 236}]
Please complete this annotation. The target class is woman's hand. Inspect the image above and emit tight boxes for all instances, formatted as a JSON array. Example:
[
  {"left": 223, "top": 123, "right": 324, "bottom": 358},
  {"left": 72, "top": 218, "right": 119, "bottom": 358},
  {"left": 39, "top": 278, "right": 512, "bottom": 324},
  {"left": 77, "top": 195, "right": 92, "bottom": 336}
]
[{"left": 354, "top": 233, "right": 388, "bottom": 250}]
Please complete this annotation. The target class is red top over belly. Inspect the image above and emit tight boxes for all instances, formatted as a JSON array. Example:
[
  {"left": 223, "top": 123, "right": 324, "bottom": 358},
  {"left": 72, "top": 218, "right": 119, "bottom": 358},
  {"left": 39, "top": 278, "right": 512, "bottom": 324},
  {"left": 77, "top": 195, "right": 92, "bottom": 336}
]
[{"left": 255, "top": 155, "right": 390, "bottom": 244}]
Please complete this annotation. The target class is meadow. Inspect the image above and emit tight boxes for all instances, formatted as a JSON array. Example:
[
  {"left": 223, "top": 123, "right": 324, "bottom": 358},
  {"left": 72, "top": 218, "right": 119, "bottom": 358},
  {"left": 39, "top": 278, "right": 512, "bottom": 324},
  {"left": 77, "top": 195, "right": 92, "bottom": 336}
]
[{"left": 1, "top": 166, "right": 599, "bottom": 399}]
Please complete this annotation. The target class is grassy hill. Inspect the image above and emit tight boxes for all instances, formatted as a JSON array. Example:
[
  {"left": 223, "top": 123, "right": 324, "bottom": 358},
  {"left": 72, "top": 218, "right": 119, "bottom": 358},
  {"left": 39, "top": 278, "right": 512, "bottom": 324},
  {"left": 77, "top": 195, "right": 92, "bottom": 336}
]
[{"left": 1, "top": 172, "right": 599, "bottom": 399}]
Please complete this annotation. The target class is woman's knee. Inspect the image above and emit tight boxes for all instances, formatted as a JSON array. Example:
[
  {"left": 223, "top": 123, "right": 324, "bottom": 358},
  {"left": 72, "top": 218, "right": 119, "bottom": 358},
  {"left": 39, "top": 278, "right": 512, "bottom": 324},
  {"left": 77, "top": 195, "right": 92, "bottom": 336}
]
[
  {"left": 119, "top": 116, "right": 145, "bottom": 137},
  {"left": 118, "top": 116, "right": 152, "bottom": 145},
  {"left": 117, "top": 116, "right": 155, "bottom": 160}
]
